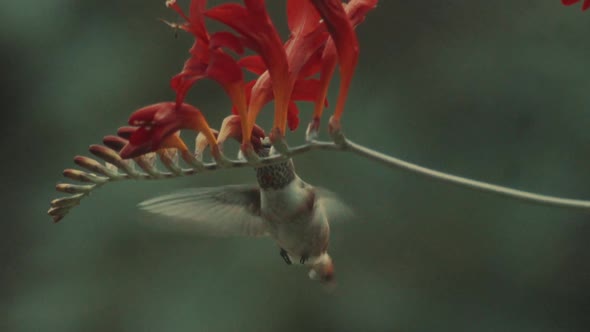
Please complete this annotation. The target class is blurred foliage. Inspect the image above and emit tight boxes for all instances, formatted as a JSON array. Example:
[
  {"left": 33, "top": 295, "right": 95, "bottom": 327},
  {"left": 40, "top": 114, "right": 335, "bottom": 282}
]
[{"left": 2, "top": 1, "right": 590, "bottom": 331}]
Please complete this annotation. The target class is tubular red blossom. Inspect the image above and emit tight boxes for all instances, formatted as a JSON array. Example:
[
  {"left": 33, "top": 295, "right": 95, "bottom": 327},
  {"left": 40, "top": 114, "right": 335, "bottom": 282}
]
[
  {"left": 119, "top": 127, "right": 190, "bottom": 159},
  {"left": 238, "top": 56, "right": 267, "bottom": 75},
  {"left": 309, "top": 0, "right": 378, "bottom": 127},
  {"left": 344, "top": 0, "right": 379, "bottom": 26},
  {"left": 225, "top": 0, "right": 329, "bottom": 135},
  {"left": 231, "top": 76, "right": 325, "bottom": 132},
  {"left": 168, "top": 0, "right": 250, "bottom": 143},
  {"left": 287, "top": 0, "right": 322, "bottom": 35},
  {"left": 116, "top": 0, "right": 376, "bottom": 161},
  {"left": 281, "top": 0, "right": 329, "bottom": 130},
  {"left": 306, "top": 0, "right": 377, "bottom": 132},
  {"left": 166, "top": 0, "right": 208, "bottom": 40},
  {"left": 216, "top": 115, "right": 266, "bottom": 150},
  {"left": 309, "top": 0, "right": 358, "bottom": 126},
  {"left": 287, "top": 102, "right": 300, "bottom": 131},
  {"left": 205, "top": 0, "right": 293, "bottom": 140},
  {"left": 172, "top": 30, "right": 246, "bottom": 107},
  {"left": 119, "top": 102, "right": 217, "bottom": 159},
  {"left": 312, "top": 40, "right": 337, "bottom": 126},
  {"left": 562, "top": 0, "right": 590, "bottom": 10}
]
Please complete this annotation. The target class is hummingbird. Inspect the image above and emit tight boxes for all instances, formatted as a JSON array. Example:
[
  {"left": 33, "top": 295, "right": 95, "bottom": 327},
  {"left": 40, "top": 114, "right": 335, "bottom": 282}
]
[{"left": 138, "top": 139, "right": 352, "bottom": 285}]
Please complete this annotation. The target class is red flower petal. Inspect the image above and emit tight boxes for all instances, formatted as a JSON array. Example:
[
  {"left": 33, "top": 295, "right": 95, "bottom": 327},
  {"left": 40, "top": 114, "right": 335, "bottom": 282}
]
[
  {"left": 346, "top": 0, "right": 379, "bottom": 26},
  {"left": 206, "top": 0, "right": 292, "bottom": 137},
  {"left": 217, "top": 115, "right": 266, "bottom": 150},
  {"left": 297, "top": 46, "right": 324, "bottom": 79},
  {"left": 312, "top": 39, "right": 338, "bottom": 122},
  {"left": 231, "top": 80, "right": 256, "bottom": 115},
  {"left": 562, "top": 0, "right": 580, "bottom": 5},
  {"left": 168, "top": 1, "right": 249, "bottom": 125},
  {"left": 119, "top": 102, "right": 216, "bottom": 159},
  {"left": 292, "top": 79, "right": 324, "bottom": 103},
  {"left": 309, "top": 0, "right": 359, "bottom": 122},
  {"left": 287, "top": 101, "right": 300, "bottom": 131},
  {"left": 209, "top": 31, "right": 244, "bottom": 54},
  {"left": 287, "top": 0, "right": 322, "bottom": 36},
  {"left": 188, "top": 0, "right": 209, "bottom": 40},
  {"left": 238, "top": 55, "right": 267, "bottom": 75},
  {"left": 309, "top": 0, "right": 377, "bottom": 123},
  {"left": 214, "top": 0, "right": 330, "bottom": 133},
  {"left": 561, "top": 0, "right": 590, "bottom": 10},
  {"left": 171, "top": 55, "right": 208, "bottom": 105},
  {"left": 207, "top": 52, "right": 244, "bottom": 90}
]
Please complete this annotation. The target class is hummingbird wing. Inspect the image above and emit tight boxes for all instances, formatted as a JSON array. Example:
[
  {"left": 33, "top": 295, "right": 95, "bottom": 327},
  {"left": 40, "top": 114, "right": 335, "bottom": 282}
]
[
  {"left": 316, "top": 187, "right": 354, "bottom": 223},
  {"left": 138, "top": 184, "right": 267, "bottom": 237}
]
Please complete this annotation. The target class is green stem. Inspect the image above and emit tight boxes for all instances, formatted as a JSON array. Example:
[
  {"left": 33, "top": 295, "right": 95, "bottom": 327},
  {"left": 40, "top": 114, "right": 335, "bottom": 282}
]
[{"left": 337, "top": 138, "right": 590, "bottom": 211}]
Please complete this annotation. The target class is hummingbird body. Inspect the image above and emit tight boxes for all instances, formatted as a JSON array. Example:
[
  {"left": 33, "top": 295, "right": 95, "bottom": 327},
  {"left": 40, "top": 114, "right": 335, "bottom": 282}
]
[
  {"left": 139, "top": 144, "right": 348, "bottom": 284},
  {"left": 259, "top": 173, "right": 331, "bottom": 274}
]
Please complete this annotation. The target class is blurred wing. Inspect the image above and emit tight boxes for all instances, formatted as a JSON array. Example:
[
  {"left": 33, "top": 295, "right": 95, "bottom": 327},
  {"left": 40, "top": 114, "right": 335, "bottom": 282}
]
[
  {"left": 316, "top": 187, "right": 354, "bottom": 223},
  {"left": 138, "top": 185, "right": 267, "bottom": 237}
]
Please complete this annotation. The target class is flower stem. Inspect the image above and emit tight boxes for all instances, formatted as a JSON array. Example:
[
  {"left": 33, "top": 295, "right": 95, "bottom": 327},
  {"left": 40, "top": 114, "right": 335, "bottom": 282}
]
[
  {"left": 335, "top": 138, "right": 590, "bottom": 210},
  {"left": 50, "top": 133, "right": 590, "bottom": 223}
]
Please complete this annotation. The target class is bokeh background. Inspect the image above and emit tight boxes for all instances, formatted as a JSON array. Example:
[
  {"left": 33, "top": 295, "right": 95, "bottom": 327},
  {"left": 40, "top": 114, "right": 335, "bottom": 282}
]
[{"left": 2, "top": 1, "right": 590, "bottom": 331}]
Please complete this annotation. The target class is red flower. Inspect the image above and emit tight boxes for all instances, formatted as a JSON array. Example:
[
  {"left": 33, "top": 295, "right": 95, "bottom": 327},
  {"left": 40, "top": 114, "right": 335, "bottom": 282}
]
[
  {"left": 167, "top": 0, "right": 250, "bottom": 140},
  {"left": 222, "top": 0, "right": 377, "bottom": 137},
  {"left": 562, "top": 0, "right": 590, "bottom": 10},
  {"left": 309, "top": 0, "right": 357, "bottom": 130},
  {"left": 306, "top": 0, "right": 378, "bottom": 132},
  {"left": 115, "top": 0, "right": 377, "bottom": 160},
  {"left": 234, "top": 0, "right": 328, "bottom": 133},
  {"left": 119, "top": 102, "right": 216, "bottom": 159},
  {"left": 307, "top": 0, "right": 377, "bottom": 131},
  {"left": 206, "top": 0, "right": 294, "bottom": 141}
]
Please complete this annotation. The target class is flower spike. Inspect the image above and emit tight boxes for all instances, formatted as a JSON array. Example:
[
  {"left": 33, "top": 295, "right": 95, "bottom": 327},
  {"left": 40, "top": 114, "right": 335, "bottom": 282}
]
[
  {"left": 49, "top": 0, "right": 590, "bottom": 227},
  {"left": 48, "top": 0, "right": 381, "bottom": 222}
]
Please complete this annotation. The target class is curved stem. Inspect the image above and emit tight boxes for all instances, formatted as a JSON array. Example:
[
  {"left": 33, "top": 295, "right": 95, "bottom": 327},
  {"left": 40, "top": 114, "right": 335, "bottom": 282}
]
[
  {"left": 51, "top": 133, "right": 590, "bottom": 223},
  {"left": 339, "top": 138, "right": 590, "bottom": 211}
]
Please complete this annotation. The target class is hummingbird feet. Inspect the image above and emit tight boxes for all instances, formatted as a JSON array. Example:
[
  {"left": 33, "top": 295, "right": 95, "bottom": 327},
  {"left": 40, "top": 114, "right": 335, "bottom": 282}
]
[
  {"left": 300, "top": 254, "right": 309, "bottom": 265},
  {"left": 280, "top": 248, "right": 292, "bottom": 265}
]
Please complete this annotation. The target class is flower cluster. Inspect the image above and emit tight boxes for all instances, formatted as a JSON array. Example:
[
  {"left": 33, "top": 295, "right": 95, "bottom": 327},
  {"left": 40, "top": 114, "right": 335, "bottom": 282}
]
[{"left": 117, "top": 0, "right": 377, "bottom": 160}]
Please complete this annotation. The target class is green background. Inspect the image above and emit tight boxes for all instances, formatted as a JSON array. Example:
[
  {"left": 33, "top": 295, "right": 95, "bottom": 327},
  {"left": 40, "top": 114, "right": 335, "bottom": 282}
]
[{"left": 2, "top": 1, "right": 590, "bottom": 331}]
